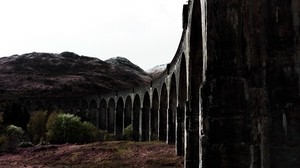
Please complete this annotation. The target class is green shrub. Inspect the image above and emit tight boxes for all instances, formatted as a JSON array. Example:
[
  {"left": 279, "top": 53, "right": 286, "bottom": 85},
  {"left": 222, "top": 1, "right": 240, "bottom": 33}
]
[
  {"left": 46, "top": 112, "right": 101, "bottom": 144},
  {"left": 81, "top": 121, "right": 100, "bottom": 143},
  {"left": 5, "top": 125, "right": 24, "bottom": 150},
  {"left": 123, "top": 124, "right": 133, "bottom": 140},
  {"left": 46, "top": 113, "right": 82, "bottom": 144},
  {"left": 27, "top": 111, "right": 48, "bottom": 144}
]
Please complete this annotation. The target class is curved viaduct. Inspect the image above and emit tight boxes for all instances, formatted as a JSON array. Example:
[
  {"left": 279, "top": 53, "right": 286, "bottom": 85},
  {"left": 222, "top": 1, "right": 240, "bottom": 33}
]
[{"left": 56, "top": 1, "right": 300, "bottom": 167}]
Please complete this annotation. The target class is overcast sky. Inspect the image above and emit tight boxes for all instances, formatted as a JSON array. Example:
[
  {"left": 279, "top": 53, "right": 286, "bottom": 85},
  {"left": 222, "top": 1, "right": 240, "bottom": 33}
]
[{"left": 0, "top": 0, "right": 186, "bottom": 70}]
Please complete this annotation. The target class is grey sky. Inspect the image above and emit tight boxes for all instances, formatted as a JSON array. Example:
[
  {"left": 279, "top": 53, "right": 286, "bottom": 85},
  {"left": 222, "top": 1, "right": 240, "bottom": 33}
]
[{"left": 0, "top": 0, "right": 186, "bottom": 70}]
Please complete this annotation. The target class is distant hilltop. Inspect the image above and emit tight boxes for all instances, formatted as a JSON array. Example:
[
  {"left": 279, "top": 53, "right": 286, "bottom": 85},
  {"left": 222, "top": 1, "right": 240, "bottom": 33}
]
[{"left": 0, "top": 52, "right": 165, "bottom": 98}]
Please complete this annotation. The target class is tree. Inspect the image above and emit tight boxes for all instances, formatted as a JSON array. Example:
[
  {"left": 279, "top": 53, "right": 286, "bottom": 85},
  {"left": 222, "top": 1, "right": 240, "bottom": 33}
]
[{"left": 27, "top": 111, "right": 48, "bottom": 144}]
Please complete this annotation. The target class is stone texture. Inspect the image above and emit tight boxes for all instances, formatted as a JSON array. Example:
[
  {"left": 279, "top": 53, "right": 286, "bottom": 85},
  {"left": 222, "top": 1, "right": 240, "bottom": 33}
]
[{"left": 200, "top": 0, "right": 300, "bottom": 167}]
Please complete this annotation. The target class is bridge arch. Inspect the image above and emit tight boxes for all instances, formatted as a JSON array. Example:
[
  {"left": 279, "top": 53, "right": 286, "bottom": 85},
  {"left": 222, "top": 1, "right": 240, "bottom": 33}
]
[
  {"left": 151, "top": 88, "right": 159, "bottom": 141},
  {"left": 116, "top": 97, "right": 124, "bottom": 135},
  {"left": 159, "top": 83, "right": 168, "bottom": 141},
  {"left": 124, "top": 96, "right": 132, "bottom": 129},
  {"left": 185, "top": 0, "right": 202, "bottom": 166},
  {"left": 169, "top": 73, "right": 177, "bottom": 144},
  {"left": 80, "top": 100, "right": 89, "bottom": 121},
  {"left": 133, "top": 94, "right": 141, "bottom": 141},
  {"left": 89, "top": 99, "right": 98, "bottom": 127},
  {"left": 99, "top": 99, "right": 107, "bottom": 130},
  {"left": 107, "top": 98, "right": 115, "bottom": 133},
  {"left": 178, "top": 53, "right": 187, "bottom": 156},
  {"left": 142, "top": 92, "right": 150, "bottom": 141}
]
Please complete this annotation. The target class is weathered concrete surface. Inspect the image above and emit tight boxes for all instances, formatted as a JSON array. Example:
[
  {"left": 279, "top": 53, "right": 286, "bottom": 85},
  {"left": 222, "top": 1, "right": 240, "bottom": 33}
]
[{"left": 200, "top": 0, "right": 300, "bottom": 167}]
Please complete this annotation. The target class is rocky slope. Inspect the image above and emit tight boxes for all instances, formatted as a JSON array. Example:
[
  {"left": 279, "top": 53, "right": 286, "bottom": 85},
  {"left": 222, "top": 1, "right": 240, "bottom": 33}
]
[{"left": 0, "top": 52, "right": 152, "bottom": 98}]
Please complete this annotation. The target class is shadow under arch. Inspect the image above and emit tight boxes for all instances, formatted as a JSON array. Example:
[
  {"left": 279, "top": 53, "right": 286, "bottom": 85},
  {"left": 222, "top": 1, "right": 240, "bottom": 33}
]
[
  {"left": 159, "top": 83, "right": 168, "bottom": 141},
  {"left": 124, "top": 96, "right": 132, "bottom": 128},
  {"left": 89, "top": 99, "right": 98, "bottom": 127},
  {"left": 151, "top": 88, "right": 159, "bottom": 141},
  {"left": 80, "top": 100, "right": 89, "bottom": 121},
  {"left": 99, "top": 99, "right": 107, "bottom": 130},
  {"left": 169, "top": 73, "right": 177, "bottom": 144},
  {"left": 108, "top": 98, "right": 115, "bottom": 133}
]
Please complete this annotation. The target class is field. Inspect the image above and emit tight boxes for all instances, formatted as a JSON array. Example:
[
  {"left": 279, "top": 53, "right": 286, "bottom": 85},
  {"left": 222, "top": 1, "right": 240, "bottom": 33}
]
[{"left": 0, "top": 141, "right": 183, "bottom": 168}]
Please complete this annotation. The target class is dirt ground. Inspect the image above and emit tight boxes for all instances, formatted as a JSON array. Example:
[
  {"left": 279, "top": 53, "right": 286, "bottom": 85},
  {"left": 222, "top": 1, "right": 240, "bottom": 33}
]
[{"left": 0, "top": 141, "right": 183, "bottom": 168}]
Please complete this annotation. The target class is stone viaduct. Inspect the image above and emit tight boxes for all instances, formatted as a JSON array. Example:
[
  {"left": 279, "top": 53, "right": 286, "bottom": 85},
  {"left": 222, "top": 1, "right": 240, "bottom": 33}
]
[{"left": 17, "top": 0, "right": 300, "bottom": 167}]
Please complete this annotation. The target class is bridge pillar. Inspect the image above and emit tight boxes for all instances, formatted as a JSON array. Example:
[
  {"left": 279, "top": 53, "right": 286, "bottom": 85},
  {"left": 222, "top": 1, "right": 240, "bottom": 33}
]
[
  {"left": 142, "top": 107, "right": 150, "bottom": 141},
  {"left": 113, "top": 108, "right": 117, "bottom": 135},
  {"left": 176, "top": 106, "right": 184, "bottom": 156},
  {"left": 157, "top": 108, "right": 162, "bottom": 141},
  {"left": 185, "top": 100, "right": 200, "bottom": 168},
  {"left": 133, "top": 95, "right": 141, "bottom": 141},
  {"left": 167, "top": 108, "right": 175, "bottom": 144},
  {"left": 139, "top": 107, "right": 143, "bottom": 142}
]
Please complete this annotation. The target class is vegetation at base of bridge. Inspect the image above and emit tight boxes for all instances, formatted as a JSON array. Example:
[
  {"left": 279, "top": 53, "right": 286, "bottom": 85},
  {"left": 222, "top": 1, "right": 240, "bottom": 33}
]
[
  {"left": 0, "top": 110, "right": 130, "bottom": 152},
  {"left": 0, "top": 141, "right": 183, "bottom": 168},
  {"left": 0, "top": 111, "right": 182, "bottom": 168}
]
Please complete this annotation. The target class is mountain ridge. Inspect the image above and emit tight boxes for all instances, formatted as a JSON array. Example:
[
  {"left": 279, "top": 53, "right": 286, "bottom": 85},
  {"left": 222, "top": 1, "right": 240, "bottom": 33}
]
[{"left": 0, "top": 52, "right": 154, "bottom": 98}]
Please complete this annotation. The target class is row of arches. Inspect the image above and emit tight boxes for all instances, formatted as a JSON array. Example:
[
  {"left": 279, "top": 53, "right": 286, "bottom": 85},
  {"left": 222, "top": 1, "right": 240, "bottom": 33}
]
[{"left": 88, "top": 54, "right": 187, "bottom": 157}]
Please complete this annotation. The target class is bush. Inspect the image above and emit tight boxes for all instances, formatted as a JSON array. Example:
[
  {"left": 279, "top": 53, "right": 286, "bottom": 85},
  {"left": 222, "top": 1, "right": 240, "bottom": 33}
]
[
  {"left": 81, "top": 121, "right": 100, "bottom": 143},
  {"left": 46, "top": 113, "right": 101, "bottom": 144},
  {"left": 123, "top": 124, "right": 133, "bottom": 140},
  {"left": 46, "top": 113, "right": 82, "bottom": 144},
  {"left": 4, "top": 125, "right": 24, "bottom": 150},
  {"left": 6, "top": 125, "right": 24, "bottom": 137},
  {"left": 27, "top": 111, "right": 48, "bottom": 144}
]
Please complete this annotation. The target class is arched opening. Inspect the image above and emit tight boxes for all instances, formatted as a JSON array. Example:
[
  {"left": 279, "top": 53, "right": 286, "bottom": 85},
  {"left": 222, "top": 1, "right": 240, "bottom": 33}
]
[
  {"left": 89, "top": 100, "right": 98, "bottom": 127},
  {"left": 133, "top": 95, "right": 141, "bottom": 141},
  {"left": 71, "top": 100, "right": 80, "bottom": 115},
  {"left": 99, "top": 99, "right": 107, "bottom": 130},
  {"left": 142, "top": 92, "right": 150, "bottom": 141},
  {"left": 45, "top": 101, "right": 54, "bottom": 112},
  {"left": 178, "top": 54, "right": 187, "bottom": 156},
  {"left": 37, "top": 100, "right": 45, "bottom": 111},
  {"left": 151, "top": 88, "right": 159, "bottom": 141},
  {"left": 116, "top": 97, "right": 124, "bottom": 135},
  {"left": 80, "top": 100, "right": 89, "bottom": 121},
  {"left": 159, "top": 83, "right": 168, "bottom": 141},
  {"left": 124, "top": 96, "right": 132, "bottom": 128},
  {"left": 169, "top": 74, "right": 177, "bottom": 144},
  {"left": 108, "top": 98, "right": 115, "bottom": 133}
]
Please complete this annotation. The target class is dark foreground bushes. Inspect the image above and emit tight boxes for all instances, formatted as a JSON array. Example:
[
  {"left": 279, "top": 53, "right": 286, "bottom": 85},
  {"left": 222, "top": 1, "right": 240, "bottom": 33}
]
[
  {"left": 26, "top": 111, "right": 101, "bottom": 145},
  {"left": 46, "top": 113, "right": 100, "bottom": 144},
  {"left": 0, "top": 125, "right": 24, "bottom": 151},
  {"left": 0, "top": 111, "right": 102, "bottom": 151}
]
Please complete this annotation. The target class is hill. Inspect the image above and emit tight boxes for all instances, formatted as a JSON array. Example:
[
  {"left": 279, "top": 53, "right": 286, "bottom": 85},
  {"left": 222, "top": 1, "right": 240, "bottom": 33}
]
[{"left": 0, "top": 52, "right": 152, "bottom": 98}]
